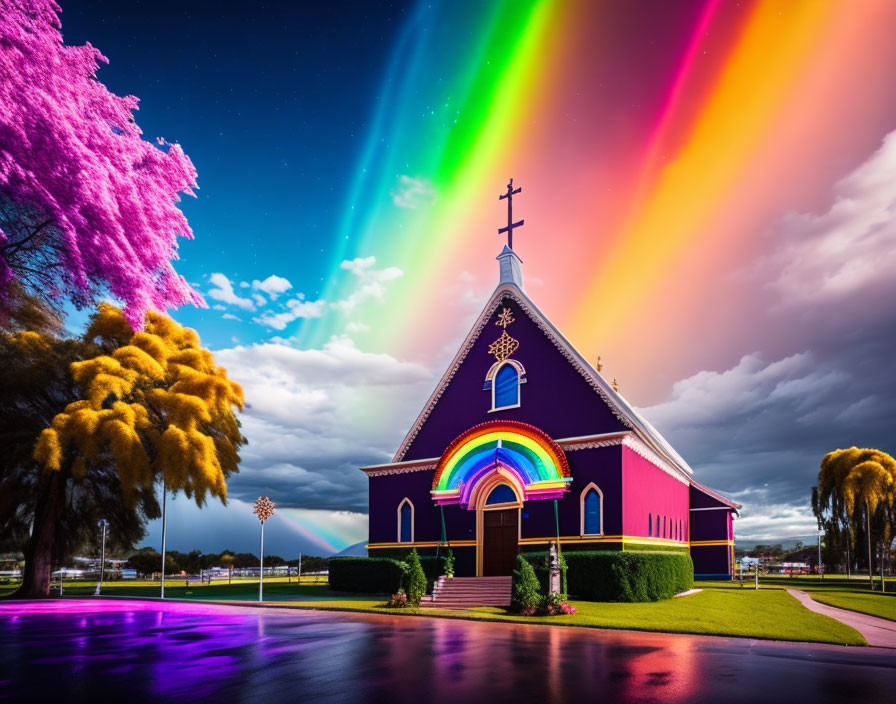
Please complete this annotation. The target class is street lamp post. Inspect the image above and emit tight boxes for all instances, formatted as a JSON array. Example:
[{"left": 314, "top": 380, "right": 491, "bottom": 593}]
[
  {"left": 160, "top": 482, "right": 168, "bottom": 599},
  {"left": 253, "top": 497, "right": 276, "bottom": 603},
  {"left": 95, "top": 519, "right": 109, "bottom": 596}
]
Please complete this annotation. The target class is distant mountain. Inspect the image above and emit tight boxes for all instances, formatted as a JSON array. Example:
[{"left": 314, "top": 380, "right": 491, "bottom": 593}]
[{"left": 332, "top": 541, "right": 367, "bottom": 557}]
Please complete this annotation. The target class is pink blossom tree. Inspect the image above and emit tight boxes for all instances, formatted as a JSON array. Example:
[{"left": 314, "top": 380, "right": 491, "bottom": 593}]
[{"left": 0, "top": 0, "right": 204, "bottom": 328}]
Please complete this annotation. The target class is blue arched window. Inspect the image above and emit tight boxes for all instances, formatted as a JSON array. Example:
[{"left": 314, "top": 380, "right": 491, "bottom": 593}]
[
  {"left": 486, "top": 484, "right": 517, "bottom": 505},
  {"left": 493, "top": 363, "right": 520, "bottom": 409},
  {"left": 581, "top": 484, "right": 603, "bottom": 535},
  {"left": 398, "top": 499, "right": 413, "bottom": 543},
  {"left": 648, "top": 513, "right": 653, "bottom": 537}
]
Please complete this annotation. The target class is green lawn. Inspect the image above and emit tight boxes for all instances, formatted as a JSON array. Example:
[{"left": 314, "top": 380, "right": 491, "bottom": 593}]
[
  {"left": 808, "top": 591, "right": 896, "bottom": 622},
  {"left": 274, "top": 588, "right": 864, "bottom": 646},
  {"left": 700, "top": 574, "right": 895, "bottom": 593}
]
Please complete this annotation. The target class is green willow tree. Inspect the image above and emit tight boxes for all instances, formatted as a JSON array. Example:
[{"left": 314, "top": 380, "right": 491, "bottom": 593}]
[
  {"left": 814, "top": 447, "right": 896, "bottom": 588},
  {"left": 11, "top": 304, "right": 245, "bottom": 597}
]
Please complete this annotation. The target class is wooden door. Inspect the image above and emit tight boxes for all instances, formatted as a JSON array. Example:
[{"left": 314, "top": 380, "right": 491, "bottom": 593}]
[{"left": 482, "top": 508, "right": 519, "bottom": 576}]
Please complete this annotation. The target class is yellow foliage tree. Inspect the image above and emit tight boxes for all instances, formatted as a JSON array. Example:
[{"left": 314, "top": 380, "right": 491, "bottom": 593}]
[
  {"left": 22, "top": 304, "right": 245, "bottom": 596},
  {"left": 820, "top": 447, "right": 896, "bottom": 589}
]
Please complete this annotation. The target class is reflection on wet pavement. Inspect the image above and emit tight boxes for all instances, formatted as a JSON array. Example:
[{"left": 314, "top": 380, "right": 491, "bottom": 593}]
[{"left": 1, "top": 599, "right": 894, "bottom": 703}]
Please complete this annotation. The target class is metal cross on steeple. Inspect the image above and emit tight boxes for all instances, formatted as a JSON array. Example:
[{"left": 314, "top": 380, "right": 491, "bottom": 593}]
[{"left": 498, "top": 178, "right": 524, "bottom": 250}]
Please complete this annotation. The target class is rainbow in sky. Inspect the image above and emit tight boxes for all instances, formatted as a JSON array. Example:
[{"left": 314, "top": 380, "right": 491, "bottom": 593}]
[{"left": 295, "top": 0, "right": 896, "bottom": 401}]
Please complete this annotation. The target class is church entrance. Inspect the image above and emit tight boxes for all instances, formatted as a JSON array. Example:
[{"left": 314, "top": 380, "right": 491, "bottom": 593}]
[{"left": 482, "top": 508, "right": 519, "bottom": 576}]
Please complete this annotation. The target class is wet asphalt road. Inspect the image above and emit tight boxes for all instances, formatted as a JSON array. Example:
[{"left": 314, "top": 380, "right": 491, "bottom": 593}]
[{"left": 1, "top": 599, "right": 894, "bottom": 703}]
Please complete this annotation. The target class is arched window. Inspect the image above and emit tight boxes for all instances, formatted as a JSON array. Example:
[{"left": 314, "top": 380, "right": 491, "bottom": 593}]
[
  {"left": 580, "top": 483, "right": 603, "bottom": 536},
  {"left": 398, "top": 498, "right": 413, "bottom": 543},
  {"left": 663, "top": 516, "right": 667, "bottom": 538},
  {"left": 486, "top": 484, "right": 517, "bottom": 506},
  {"left": 493, "top": 363, "right": 520, "bottom": 409},
  {"left": 648, "top": 513, "right": 652, "bottom": 537}
]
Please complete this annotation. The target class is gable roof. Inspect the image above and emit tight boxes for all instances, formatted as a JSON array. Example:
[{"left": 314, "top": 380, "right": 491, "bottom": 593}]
[{"left": 393, "top": 280, "right": 695, "bottom": 480}]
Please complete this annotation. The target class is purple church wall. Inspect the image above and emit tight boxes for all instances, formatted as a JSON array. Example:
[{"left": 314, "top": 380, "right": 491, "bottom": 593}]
[
  {"left": 621, "top": 447, "right": 689, "bottom": 541},
  {"left": 520, "top": 445, "right": 624, "bottom": 540},
  {"left": 691, "top": 546, "right": 732, "bottom": 577},
  {"left": 689, "top": 509, "right": 732, "bottom": 544},
  {"left": 401, "top": 296, "right": 627, "bottom": 462},
  {"left": 368, "top": 470, "right": 440, "bottom": 544}
]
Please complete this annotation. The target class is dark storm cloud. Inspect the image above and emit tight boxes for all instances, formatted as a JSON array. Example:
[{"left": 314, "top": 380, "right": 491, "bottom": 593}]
[{"left": 639, "top": 132, "right": 896, "bottom": 538}]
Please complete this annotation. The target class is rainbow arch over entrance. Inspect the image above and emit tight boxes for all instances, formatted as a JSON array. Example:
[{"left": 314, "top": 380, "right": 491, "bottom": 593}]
[{"left": 431, "top": 421, "right": 571, "bottom": 507}]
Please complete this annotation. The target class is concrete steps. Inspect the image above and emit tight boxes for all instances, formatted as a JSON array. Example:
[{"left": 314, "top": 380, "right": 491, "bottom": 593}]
[{"left": 420, "top": 575, "right": 511, "bottom": 609}]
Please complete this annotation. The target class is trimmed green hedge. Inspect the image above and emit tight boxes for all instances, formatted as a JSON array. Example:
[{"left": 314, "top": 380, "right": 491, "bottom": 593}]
[
  {"left": 329, "top": 555, "right": 449, "bottom": 594},
  {"left": 328, "top": 557, "right": 404, "bottom": 594},
  {"left": 519, "top": 551, "right": 567, "bottom": 595},
  {"left": 563, "top": 551, "right": 693, "bottom": 602}
]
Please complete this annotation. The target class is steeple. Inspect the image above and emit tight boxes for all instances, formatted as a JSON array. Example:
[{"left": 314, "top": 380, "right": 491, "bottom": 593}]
[
  {"left": 497, "top": 178, "right": 524, "bottom": 288},
  {"left": 497, "top": 245, "right": 523, "bottom": 288}
]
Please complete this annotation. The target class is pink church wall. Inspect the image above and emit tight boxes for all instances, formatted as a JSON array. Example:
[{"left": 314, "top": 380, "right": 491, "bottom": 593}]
[{"left": 621, "top": 446, "right": 689, "bottom": 541}]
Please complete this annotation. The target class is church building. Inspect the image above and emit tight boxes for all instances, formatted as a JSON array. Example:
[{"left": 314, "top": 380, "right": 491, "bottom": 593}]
[{"left": 361, "top": 183, "right": 739, "bottom": 580}]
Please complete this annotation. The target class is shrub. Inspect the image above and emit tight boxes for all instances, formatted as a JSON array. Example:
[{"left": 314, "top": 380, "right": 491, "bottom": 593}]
[
  {"left": 405, "top": 549, "right": 427, "bottom": 606},
  {"left": 328, "top": 557, "right": 404, "bottom": 593},
  {"left": 511, "top": 555, "right": 542, "bottom": 614},
  {"left": 518, "top": 551, "right": 567, "bottom": 595},
  {"left": 388, "top": 589, "right": 409, "bottom": 608},
  {"left": 443, "top": 550, "right": 455, "bottom": 578},
  {"left": 564, "top": 551, "right": 693, "bottom": 602},
  {"left": 540, "top": 591, "right": 576, "bottom": 616}
]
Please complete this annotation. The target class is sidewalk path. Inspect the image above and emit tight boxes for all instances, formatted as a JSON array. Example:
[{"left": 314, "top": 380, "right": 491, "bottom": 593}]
[{"left": 788, "top": 588, "right": 896, "bottom": 649}]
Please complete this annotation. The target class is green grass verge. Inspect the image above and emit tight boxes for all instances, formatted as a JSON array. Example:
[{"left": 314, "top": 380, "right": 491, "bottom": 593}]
[
  {"left": 274, "top": 589, "right": 864, "bottom": 646},
  {"left": 808, "top": 591, "right": 896, "bottom": 622},
  {"left": 696, "top": 574, "right": 895, "bottom": 593}
]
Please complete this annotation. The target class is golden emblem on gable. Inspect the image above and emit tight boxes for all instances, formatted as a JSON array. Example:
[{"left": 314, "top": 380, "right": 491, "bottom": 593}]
[{"left": 488, "top": 306, "right": 519, "bottom": 361}]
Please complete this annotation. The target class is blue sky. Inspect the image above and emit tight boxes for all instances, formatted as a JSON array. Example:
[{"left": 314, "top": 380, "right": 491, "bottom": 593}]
[{"left": 52, "top": 1, "right": 896, "bottom": 556}]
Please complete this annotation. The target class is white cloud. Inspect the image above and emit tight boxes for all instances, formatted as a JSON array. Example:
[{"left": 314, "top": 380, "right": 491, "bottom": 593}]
[
  {"left": 208, "top": 273, "right": 256, "bottom": 311},
  {"left": 222, "top": 313, "right": 242, "bottom": 321},
  {"left": 236, "top": 259, "right": 403, "bottom": 333},
  {"left": 335, "top": 256, "right": 404, "bottom": 313},
  {"left": 212, "top": 337, "right": 434, "bottom": 514},
  {"left": 252, "top": 274, "right": 293, "bottom": 299},
  {"left": 762, "top": 129, "right": 896, "bottom": 305},
  {"left": 212, "top": 304, "right": 226, "bottom": 311},
  {"left": 253, "top": 298, "right": 328, "bottom": 330},
  {"left": 345, "top": 321, "right": 371, "bottom": 334},
  {"left": 239, "top": 281, "right": 250, "bottom": 288},
  {"left": 391, "top": 174, "right": 436, "bottom": 209}
]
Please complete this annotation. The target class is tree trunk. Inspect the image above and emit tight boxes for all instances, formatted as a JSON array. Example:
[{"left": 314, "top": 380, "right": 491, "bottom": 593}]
[
  {"left": 845, "top": 524, "right": 851, "bottom": 579},
  {"left": 866, "top": 506, "right": 873, "bottom": 589},
  {"left": 15, "top": 468, "right": 67, "bottom": 598}
]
